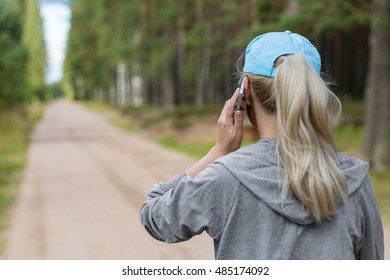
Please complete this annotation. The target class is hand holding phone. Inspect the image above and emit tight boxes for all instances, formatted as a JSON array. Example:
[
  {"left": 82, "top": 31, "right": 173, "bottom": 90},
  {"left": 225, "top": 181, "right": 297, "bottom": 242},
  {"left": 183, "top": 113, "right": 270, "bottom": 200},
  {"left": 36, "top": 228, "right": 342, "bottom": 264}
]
[{"left": 235, "top": 76, "right": 245, "bottom": 112}]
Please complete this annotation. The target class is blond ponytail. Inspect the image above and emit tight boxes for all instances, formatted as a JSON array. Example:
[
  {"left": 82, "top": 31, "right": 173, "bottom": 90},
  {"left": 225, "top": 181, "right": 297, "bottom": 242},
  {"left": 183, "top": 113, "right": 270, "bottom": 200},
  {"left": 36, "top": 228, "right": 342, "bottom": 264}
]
[
  {"left": 274, "top": 54, "right": 347, "bottom": 221},
  {"left": 243, "top": 54, "right": 347, "bottom": 222}
]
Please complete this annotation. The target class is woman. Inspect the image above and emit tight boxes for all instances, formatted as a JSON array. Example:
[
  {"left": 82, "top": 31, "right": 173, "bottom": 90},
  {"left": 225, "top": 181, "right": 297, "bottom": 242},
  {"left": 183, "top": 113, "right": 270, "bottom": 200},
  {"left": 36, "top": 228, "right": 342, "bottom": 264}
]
[{"left": 140, "top": 31, "right": 384, "bottom": 259}]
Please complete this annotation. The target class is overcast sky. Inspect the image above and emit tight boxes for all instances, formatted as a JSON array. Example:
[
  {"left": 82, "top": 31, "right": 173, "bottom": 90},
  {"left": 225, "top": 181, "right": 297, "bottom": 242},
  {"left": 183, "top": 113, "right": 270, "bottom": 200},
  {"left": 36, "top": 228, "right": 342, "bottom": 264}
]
[{"left": 39, "top": 0, "right": 71, "bottom": 84}]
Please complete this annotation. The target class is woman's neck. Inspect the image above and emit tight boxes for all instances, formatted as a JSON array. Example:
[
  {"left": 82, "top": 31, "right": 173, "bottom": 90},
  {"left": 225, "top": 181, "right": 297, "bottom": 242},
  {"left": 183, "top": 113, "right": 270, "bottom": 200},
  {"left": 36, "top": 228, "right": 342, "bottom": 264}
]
[{"left": 256, "top": 106, "right": 278, "bottom": 139}]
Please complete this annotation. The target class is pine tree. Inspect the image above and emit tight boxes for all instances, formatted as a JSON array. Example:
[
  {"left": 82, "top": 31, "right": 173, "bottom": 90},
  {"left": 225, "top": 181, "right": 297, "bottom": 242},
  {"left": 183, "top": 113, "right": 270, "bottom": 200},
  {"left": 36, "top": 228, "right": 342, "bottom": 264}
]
[
  {"left": 23, "top": 0, "right": 46, "bottom": 99},
  {"left": 0, "top": 0, "right": 28, "bottom": 108},
  {"left": 364, "top": 0, "right": 390, "bottom": 171}
]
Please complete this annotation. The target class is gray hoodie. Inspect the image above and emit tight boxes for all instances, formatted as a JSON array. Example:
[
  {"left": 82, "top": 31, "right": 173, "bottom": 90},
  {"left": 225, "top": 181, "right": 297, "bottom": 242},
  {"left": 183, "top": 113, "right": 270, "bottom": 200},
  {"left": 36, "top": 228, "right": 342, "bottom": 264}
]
[{"left": 140, "top": 137, "right": 384, "bottom": 259}]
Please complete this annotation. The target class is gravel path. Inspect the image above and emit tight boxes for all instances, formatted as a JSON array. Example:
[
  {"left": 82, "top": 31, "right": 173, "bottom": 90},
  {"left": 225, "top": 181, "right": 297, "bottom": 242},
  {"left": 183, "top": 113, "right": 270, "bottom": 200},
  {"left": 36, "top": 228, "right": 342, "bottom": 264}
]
[
  {"left": 1, "top": 100, "right": 213, "bottom": 259},
  {"left": 384, "top": 227, "right": 389, "bottom": 259}
]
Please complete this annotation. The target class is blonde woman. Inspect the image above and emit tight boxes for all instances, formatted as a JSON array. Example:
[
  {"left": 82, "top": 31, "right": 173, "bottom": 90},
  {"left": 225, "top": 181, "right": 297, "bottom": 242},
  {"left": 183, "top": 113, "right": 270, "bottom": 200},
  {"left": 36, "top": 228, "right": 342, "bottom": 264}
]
[{"left": 140, "top": 31, "right": 384, "bottom": 259}]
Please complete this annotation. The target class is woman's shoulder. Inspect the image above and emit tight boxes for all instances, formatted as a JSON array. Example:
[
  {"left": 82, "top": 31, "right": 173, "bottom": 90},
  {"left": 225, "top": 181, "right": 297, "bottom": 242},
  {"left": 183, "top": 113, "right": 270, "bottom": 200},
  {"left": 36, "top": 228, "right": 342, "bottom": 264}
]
[
  {"left": 335, "top": 152, "right": 372, "bottom": 197},
  {"left": 336, "top": 152, "right": 369, "bottom": 171},
  {"left": 235, "top": 137, "right": 278, "bottom": 158},
  {"left": 215, "top": 137, "right": 279, "bottom": 171}
]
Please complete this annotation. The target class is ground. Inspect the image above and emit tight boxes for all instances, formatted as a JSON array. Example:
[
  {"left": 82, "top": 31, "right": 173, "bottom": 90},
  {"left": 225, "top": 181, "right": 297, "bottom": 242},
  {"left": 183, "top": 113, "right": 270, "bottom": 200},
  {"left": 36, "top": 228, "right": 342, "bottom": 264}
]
[{"left": 0, "top": 100, "right": 213, "bottom": 259}]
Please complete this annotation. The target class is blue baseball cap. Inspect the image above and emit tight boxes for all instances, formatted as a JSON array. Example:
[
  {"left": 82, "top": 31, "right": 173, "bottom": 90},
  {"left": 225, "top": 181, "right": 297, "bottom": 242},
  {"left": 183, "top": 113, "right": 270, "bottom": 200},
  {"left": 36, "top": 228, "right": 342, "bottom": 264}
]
[{"left": 243, "top": 31, "right": 321, "bottom": 77}]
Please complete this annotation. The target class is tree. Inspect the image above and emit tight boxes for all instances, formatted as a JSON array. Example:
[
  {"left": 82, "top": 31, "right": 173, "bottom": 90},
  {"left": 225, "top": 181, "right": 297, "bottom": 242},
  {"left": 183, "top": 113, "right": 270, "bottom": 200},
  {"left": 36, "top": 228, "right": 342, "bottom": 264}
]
[
  {"left": 0, "top": 0, "right": 28, "bottom": 109},
  {"left": 0, "top": 0, "right": 46, "bottom": 108},
  {"left": 64, "top": 0, "right": 101, "bottom": 100},
  {"left": 364, "top": 0, "right": 390, "bottom": 171},
  {"left": 22, "top": 0, "right": 46, "bottom": 99}
]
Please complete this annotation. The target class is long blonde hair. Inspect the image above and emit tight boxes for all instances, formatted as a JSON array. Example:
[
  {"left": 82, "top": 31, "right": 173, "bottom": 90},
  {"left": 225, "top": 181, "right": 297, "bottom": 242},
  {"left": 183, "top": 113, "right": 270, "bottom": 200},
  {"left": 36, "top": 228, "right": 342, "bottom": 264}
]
[{"left": 243, "top": 54, "right": 347, "bottom": 222}]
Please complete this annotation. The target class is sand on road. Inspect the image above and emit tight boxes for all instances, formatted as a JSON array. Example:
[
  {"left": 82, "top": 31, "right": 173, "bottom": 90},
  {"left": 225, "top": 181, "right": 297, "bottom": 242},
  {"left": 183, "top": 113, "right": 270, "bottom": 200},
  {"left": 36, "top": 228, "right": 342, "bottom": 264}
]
[{"left": 1, "top": 100, "right": 213, "bottom": 259}]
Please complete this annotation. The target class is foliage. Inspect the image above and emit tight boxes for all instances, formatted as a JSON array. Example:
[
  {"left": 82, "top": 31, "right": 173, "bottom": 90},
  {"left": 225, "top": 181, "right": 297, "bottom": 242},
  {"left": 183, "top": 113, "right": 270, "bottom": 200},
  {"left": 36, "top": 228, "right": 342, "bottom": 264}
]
[
  {"left": 46, "top": 81, "right": 65, "bottom": 99},
  {"left": 0, "top": 0, "right": 28, "bottom": 109},
  {"left": 22, "top": 0, "right": 47, "bottom": 99},
  {"left": 0, "top": 0, "right": 47, "bottom": 109},
  {"left": 64, "top": 0, "right": 373, "bottom": 107}
]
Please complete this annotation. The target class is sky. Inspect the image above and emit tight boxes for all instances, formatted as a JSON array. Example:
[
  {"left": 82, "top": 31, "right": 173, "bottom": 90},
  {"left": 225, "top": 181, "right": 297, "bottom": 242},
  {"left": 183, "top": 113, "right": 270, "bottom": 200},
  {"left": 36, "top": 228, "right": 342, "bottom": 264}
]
[{"left": 39, "top": 0, "right": 71, "bottom": 84}]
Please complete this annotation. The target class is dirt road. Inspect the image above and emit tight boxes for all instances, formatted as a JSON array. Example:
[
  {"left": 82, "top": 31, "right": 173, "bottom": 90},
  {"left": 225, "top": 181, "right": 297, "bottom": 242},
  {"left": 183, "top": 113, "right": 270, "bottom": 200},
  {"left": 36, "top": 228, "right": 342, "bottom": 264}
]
[
  {"left": 1, "top": 100, "right": 388, "bottom": 259},
  {"left": 1, "top": 100, "right": 213, "bottom": 259}
]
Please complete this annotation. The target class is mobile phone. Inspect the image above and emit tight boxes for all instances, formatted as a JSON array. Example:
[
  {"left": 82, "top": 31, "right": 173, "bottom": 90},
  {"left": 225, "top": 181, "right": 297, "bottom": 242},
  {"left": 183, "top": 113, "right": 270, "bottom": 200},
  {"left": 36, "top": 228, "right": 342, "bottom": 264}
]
[{"left": 235, "top": 76, "right": 245, "bottom": 112}]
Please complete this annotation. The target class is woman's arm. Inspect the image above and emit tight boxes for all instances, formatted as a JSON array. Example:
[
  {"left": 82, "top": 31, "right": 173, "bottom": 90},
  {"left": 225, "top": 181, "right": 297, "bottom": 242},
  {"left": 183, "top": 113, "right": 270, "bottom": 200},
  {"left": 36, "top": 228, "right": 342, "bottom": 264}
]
[
  {"left": 140, "top": 89, "right": 244, "bottom": 242},
  {"left": 140, "top": 163, "right": 241, "bottom": 243},
  {"left": 185, "top": 88, "right": 244, "bottom": 177}
]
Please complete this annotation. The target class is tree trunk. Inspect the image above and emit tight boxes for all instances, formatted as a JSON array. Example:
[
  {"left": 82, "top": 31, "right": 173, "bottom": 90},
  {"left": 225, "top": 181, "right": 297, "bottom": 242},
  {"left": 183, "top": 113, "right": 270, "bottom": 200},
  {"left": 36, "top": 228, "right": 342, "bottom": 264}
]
[
  {"left": 286, "top": 0, "right": 299, "bottom": 14},
  {"left": 116, "top": 62, "right": 127, "bottom": 107},
  {"left": 162, "top": 66, "right": 175, "bottom": 108},
  {"left": 364, "top": 0, "right": 390, "bottom": 171},
  {"left": 195, "top": 0, "right": 211, "bottom": 107},
  {"left": 196, "top": 46, "right": 211, "bottom": 107},
  {"left": 175, "top": 2, "right": 186, "bottom": 106}
]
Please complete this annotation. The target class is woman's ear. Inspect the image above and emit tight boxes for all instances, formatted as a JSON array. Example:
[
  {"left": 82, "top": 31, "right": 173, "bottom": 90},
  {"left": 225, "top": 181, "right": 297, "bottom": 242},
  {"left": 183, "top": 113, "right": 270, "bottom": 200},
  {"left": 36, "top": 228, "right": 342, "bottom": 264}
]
[{"left": 244, "top": 76, "right": 253, "bottom": 105}]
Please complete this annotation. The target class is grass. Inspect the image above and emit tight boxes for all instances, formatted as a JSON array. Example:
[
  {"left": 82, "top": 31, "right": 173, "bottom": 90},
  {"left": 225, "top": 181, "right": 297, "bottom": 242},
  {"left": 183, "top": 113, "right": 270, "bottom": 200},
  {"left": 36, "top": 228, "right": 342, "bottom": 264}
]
[
  {"left": 370, "top": 171, "right": 390, "bottom": 225},
  {"left": 154, "top": 136, "right": 256, "bottom": 160},
  {"left": 0, "top": 104, "right": 44, "bottom": 250},
  {"left": 154, "top": 137, "right": 215, "bottom": 159},
  {"left": 334, "top": 124, "right": 364, "bottom": 153}
]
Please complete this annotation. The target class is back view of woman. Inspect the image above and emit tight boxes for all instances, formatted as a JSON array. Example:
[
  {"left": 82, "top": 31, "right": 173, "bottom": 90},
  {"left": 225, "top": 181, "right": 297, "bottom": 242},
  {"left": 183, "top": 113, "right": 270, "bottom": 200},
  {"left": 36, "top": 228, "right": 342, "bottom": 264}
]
[{"left": 140, "top": 31, "right": 384, "bottom": 259}]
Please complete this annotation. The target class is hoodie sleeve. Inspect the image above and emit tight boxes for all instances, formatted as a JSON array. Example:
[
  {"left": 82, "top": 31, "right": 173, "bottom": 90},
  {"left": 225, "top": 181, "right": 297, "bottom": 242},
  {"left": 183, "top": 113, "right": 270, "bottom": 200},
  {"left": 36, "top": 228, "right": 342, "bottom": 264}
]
[
  {"left": 355, "top": 175, "right": 384, "bottom": 260},
  {"left": 139, "top": 163, "right": 240, "bottom": 243}
]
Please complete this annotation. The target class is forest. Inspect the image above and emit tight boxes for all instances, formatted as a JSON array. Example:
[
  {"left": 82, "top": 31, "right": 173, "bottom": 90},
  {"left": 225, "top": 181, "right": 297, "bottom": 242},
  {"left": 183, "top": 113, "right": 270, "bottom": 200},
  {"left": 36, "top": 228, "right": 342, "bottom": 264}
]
[
  {"left": 64, "top": 0, "right": 373, "bottom": 107},
  {"left": 0, "top": 0, "right": 46, "bottom": 109},
  {"left": 0, "top": 0, "right": 388, "bottom": 169},
  {"left": 63, "top": 0, "right": 389, "bottom": 170}
]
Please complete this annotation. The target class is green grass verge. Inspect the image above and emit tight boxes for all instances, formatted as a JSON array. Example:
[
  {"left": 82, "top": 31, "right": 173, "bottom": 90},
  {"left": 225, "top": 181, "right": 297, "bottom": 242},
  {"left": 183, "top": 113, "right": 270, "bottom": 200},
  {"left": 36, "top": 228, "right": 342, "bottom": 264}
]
[
  {"left": 334, "top": 124, "right": 364, "bottom": 152},
  {"left": 154, "top": 137, "right": 215, "bottom": 159},
  {"left": 370, "top": 171, "right": 390, "bottom": 225},
  {"left": 155, "top": 136, "right": 256, "bottom": 160},
  {"left": 0, "top": 104, "right": 44, "bottom": 250}
]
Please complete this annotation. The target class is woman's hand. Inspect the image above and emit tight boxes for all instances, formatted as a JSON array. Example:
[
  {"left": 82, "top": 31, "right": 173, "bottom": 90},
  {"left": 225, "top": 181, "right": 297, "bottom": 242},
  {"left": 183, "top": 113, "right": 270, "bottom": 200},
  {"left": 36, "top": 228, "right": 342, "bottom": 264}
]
[
  {"left": 214, "top": 88, "right": 245, "bottom": 156},
  {"left": 185, "top": 89, "right": 244, "bottom": 178}
]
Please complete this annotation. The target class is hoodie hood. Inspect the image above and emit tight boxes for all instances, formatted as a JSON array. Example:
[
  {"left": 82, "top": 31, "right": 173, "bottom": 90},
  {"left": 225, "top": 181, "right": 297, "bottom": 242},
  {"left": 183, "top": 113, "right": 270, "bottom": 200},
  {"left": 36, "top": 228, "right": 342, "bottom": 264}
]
[{"left": 215, "top": 138, "right": 369, "bottom": 226}]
